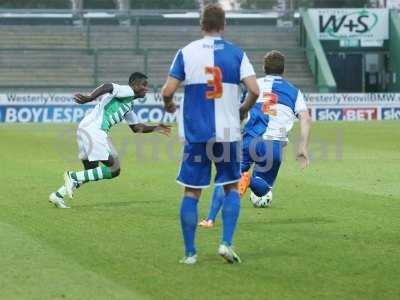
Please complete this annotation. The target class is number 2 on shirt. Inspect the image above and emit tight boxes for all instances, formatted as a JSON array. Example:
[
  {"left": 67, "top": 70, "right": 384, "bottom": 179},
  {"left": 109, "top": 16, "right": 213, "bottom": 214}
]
[
  {"left": 262, "top": 92, "right": 278, "bottom": 116},
  {"left": 205, "top": 66, "right": 223, "bottom": 99}
]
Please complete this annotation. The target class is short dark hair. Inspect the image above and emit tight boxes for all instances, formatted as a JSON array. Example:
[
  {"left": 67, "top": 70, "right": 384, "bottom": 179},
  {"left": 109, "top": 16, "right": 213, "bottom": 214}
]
[
  {"left": 264, "top": 50, "right": 285, "bottom": 75},
  {"left": 200, "top": 3, "right": 225, "bottom": 33},
  {"left": 128, "top": 72, "right": 147, "bottom": 85}
]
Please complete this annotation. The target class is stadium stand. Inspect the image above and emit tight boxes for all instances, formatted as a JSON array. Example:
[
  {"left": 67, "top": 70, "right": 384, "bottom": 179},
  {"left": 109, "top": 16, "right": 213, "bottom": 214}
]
[
  {"left": 137, "top": 24, "right": 316, "bottom": 89},
  {"left": 96, "top": 50, "right": 146, "bottom": 83},
  {"left": 0, "top": 49, "right": 94, "bottom": 87},
  {"left": 88, "top": 25, "right": 136, "bottom": 49},
  {"left": 0, "top": 25, "right": 86, "bottom": 49},
  {"left": 0, "top": 19, "right": 317, "bottom": 91}
]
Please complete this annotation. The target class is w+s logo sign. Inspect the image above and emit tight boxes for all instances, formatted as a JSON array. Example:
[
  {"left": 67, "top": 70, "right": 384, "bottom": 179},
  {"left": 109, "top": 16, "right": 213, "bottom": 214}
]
[{"left": 319, "top": 10, "right": 378, "bottom": 38}]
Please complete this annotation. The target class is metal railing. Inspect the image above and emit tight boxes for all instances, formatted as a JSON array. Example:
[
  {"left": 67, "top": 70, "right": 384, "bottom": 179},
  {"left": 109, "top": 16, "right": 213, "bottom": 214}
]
[
  {"left": 0, "top": 47, "right": 317, "bottom": 91},
  {"left": 0, "top": 15, "right": 318, "bottom": 91}
]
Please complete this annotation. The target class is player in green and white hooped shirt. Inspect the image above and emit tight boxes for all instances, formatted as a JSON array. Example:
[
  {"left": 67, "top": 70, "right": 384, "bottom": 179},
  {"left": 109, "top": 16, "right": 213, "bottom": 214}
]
[{"left": 49, "top": 72, "right": 171, "bottom": 208}]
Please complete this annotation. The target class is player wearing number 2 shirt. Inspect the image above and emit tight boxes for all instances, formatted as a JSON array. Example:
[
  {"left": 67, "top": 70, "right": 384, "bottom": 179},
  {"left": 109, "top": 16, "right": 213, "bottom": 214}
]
[
  {"left": 238, "top": 50, "right": 310, "bottom": 198},
  {"left": 161, "top": 4, "right": 259, "bottom": 264},
  {"left": 199, "top": 50, "right": 311, "bottom": 228}
]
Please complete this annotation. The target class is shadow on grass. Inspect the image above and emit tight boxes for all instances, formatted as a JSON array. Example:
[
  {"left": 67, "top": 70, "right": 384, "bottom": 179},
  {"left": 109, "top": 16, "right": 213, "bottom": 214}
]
[
  {"left": 240, "top": 216, "right": 334, "bottom": 226},
  {"left": 75, "top": 200, "right": 154, "bottom": 209},
  {"left": 200, "top": 249, "right": 297, "bottom": 263}
]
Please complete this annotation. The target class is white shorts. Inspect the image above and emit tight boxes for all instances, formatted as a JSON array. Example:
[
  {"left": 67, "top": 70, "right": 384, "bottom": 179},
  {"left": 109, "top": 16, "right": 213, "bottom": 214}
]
[{"left": 76, "top": 124, "right": 117, "bottom": 162}]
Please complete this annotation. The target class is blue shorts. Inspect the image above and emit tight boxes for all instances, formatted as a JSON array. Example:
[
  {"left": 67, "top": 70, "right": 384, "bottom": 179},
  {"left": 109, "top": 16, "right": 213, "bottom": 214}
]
[
  {"left": 177, "top": 142, "right": 241, "bottom": 188},
  {"left": 241, "top": 134, "right": 286, "bottom": 188}
]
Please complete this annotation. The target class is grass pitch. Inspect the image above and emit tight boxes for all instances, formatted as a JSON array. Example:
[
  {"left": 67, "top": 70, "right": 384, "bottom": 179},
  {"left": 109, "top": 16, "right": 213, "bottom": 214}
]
[{"left": 0, "top": 122, "right": 399, "bottom": 300}]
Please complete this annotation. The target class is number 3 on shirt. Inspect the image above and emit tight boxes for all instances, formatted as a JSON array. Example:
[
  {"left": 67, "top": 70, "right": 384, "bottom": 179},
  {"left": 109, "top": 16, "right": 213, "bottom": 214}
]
[
  {"left": 262, "top": 92, "right": 278, "bottom": 116},
  {"left": 205, "top": 66, "right": 223, "bottom": 99}
]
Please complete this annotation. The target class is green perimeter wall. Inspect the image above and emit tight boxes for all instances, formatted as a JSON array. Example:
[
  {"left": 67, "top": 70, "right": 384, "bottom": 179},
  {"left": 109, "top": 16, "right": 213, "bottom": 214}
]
[
  {"left": 299, "top": 9, "right": 336, "bottom": 92},
  {"left": 388, "top": 10, "right": 400, "bottom": 92}
]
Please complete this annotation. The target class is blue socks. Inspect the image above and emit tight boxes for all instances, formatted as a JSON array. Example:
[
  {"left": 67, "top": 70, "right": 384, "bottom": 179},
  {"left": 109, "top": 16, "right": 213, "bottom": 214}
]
[
  {"left": 207, "top": 185, "right": 224, "bottom": 222},
  {"left": 181, "top": 189, "right": 241, "bottom": 255},
  {"left": 249, "top": 176, "right": 270, "bottom": 197},
  {"left": 180, "top": 196, "right": 198, "bottom": 256},
  {"left": 222, "top": 190, "right": 240, "bottom": 246}
]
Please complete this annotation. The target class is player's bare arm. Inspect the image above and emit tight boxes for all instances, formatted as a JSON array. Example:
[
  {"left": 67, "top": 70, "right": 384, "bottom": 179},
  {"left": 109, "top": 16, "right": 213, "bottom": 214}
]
[
  {"left": 161, "top": 76, "right": 181, "bottom": 113},
  {"left": 296, "top": 110, "right": 311, "bottom": 169},
  {"left": 74, "top": 83, "right": 113, "bottom": 104},
  {"left": 240, "top": 75, "right": 259, "bottom": 121},
  {"left": 129, "top": 123, "right": 172, "bottom": 136}
]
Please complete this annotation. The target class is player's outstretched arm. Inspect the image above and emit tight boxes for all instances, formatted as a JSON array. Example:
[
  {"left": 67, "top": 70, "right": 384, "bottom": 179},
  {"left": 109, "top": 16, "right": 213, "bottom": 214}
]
[
  {"left": 240, "top": 75, "right": 259, "bottom": 121},
  {"left": 161, "top": 76, "right": 181, "bottom": 113},
  {"left": 297, "top": 111, "right": 311, "bottom": 169},
  {"left": 74, "top": 83, "right": 113, "bottom": 104},
  {"left": 129, "top": 123, "right": 172, "bottom": 136}
]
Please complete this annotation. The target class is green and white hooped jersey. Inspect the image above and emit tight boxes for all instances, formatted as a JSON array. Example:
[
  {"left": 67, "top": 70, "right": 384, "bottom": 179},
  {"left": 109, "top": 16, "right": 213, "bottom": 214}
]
[{"left": 81, "top": 83, "right": 140, "bottom": 131}]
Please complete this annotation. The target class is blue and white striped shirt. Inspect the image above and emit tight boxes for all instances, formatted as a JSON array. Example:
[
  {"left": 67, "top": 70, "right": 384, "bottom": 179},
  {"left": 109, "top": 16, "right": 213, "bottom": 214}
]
[{"left": 169, "top": 36, "right": 255, "bottom": 143}]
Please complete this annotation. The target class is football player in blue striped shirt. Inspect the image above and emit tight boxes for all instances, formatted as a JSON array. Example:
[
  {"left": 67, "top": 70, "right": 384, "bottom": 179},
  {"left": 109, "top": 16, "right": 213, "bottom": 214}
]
[
  {"left": 162, "top": 4, "right": 259, "bottom": 264},
  {"left": 199, "top": 50, "right": 311, "bottom": 227}
]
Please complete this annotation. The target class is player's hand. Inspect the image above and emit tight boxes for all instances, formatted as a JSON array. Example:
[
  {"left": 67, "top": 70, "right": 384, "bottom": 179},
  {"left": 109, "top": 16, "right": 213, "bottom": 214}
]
[
  {"left": 239, "top": 106, "right": 249, "bottom": 122},
  {"left": 240, "top": 110, "right": 248, "bottom": 122},
  {"left": 164, "top": 101, "right": 177, "bottom": 113},
  {"left": 296, "top": 147, "right": 310, "bottom": 170},
  {"left": 74, "top": 93, "right": 93, "bottom": 104},
  {"left": 155, "top": 124, "right": 172, "bottom": 136}
]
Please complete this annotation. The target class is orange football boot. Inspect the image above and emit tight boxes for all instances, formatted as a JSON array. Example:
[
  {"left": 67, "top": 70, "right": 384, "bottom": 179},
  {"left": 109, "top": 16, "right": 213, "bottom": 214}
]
[
  {"left": 238, "top": 171, "right": 251, "bottom": 197},
  {"left": 198, "top": 219, "right": 214, "bottom": 228}
]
